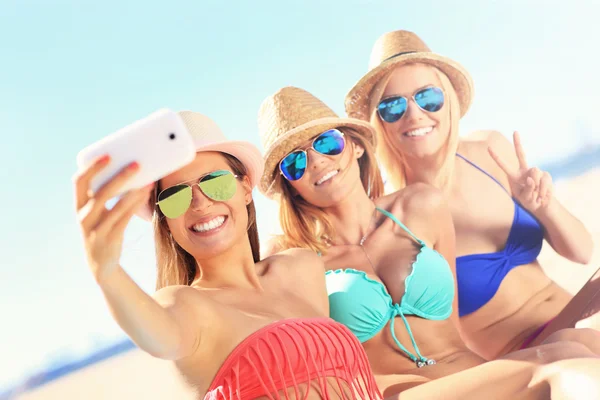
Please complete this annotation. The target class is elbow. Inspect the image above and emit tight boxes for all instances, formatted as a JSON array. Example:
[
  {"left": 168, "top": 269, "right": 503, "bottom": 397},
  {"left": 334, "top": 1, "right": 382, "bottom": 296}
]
[
  {"left": 567, "top": 241, "right": 594, "bottom": 265},
  {"left": 574, "top": 247, "right": 594, "bottom": 265}
]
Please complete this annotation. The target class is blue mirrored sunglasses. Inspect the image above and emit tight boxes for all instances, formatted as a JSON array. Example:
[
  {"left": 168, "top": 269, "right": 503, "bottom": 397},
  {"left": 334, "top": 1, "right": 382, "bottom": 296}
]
[
  {"left": 279, "top": 129, "right": 346, "bottom": 181},
  {"left": 377, "top": 86, "right": 445, "bottom": 123}
]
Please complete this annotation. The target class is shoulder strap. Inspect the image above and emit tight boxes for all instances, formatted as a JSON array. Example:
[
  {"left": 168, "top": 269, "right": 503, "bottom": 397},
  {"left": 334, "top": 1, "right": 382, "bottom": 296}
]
[
  {"left": 455, "top": 153, "right": 509, "bottom": 194},
  {"left": 375, "top": 207, "right": 424, "bottom": 245}
]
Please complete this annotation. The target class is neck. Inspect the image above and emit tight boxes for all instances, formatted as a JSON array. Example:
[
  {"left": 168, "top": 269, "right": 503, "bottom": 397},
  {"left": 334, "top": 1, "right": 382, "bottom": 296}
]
[
  {"left": 403, "top": 151, "right": 453, "bottom": 190},
  {"left": 193, "top": 237, "right": 262, "bottom": 291},
  {"left": 323, "top": 184, "right": 376, "bottom": 246}
]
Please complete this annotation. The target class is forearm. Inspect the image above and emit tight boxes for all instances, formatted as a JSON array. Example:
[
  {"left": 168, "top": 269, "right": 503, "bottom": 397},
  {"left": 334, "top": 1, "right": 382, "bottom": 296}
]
[
  {"left": 98, "top": 265, "right": 184, "bottom": 359},
  {"left": 534, "top": 197, "right": 594, "bottom": 264}
]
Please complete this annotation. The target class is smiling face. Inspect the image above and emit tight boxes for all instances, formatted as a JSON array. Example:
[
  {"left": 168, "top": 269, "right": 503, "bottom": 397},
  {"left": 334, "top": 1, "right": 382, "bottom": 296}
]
[
  {"left": 379, "top": 63, "right": 451, "bottom": 160},
  {"left": 282, "top": 129, "right": 366, "bottom": 208},
  {"left": 157, "top": 151, "right": 253, "bottom": 261}
]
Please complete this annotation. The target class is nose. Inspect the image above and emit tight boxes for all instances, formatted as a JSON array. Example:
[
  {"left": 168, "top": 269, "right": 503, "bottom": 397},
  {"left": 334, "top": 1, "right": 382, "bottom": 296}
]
[
  {"left": 403, "top": 98, "right": 426, "bottom": 123},
  {"left": 189, "top": 185, "right": 213, "bottom": 212},
  {"left": 307, "top": 148, "right": 329, "bottom": 169}
]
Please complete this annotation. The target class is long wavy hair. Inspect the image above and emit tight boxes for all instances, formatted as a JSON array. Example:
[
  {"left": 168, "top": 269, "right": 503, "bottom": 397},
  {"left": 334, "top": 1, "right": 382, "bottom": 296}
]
[
  {"left": 151, "top": 153, "right": 260, "bottom": 290},
  {"left": 369, "top": 63, "right": 462, "bottom": 191},
  {"left": 272, "top": 127, "right": 384, "bottom": 255}
]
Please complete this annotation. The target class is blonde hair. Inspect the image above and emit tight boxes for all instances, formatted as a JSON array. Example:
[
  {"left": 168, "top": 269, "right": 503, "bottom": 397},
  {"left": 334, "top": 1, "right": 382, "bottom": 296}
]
[
  {"left": 151, "top": 153, "right": 260, "bottom": 290},
  {"left": 370, "top": 63, "right": 461, "bottom": 191},
  {"left": 273, "top": 128, "right": 384, "bottom": 255}
]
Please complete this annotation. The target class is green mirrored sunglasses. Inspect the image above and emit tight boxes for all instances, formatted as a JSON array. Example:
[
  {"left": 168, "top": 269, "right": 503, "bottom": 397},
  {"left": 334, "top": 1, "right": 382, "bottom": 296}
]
[{"left": 156, "top": 169, "right": 238, "bottom": 219}]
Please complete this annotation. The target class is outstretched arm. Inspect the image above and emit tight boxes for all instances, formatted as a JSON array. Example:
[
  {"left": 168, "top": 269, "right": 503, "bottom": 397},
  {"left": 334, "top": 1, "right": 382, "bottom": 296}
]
[{"left": 74, "top": 155, "right": 204, "bottom": 360}]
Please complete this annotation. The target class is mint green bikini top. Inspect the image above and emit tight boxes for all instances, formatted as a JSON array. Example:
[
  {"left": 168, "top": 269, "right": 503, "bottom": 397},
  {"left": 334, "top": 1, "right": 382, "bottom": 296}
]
[{"left": 325, "top": 207, "right": 455, "bottom": 368}]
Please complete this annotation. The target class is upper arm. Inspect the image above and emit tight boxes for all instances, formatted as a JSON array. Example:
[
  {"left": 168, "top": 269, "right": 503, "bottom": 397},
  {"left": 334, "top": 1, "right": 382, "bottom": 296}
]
[{"left": 152, "top": 285, "right": 211, "bottom": 359}]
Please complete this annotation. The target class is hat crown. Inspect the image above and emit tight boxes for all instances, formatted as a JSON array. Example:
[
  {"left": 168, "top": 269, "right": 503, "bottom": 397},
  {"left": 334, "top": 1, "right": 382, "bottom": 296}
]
[
  {"left": 177, "top": 111, "right": 228, "bottom": 148},
  {"left": 368, "top": 30, "right": 431, "bottom": 71},
  {"left": 258, "top": 86, "right": 338, "bottom": 152}
]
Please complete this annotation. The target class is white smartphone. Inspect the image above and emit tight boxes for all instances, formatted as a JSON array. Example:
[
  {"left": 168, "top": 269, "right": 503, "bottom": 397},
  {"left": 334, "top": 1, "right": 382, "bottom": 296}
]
[{"left": 77, "top": 108, "right": 196, "bottom": 195}]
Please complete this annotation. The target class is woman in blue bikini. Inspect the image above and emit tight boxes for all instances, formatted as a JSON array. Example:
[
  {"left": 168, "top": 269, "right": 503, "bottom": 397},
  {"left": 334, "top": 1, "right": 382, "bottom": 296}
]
[
  {"left": 344, "top": 29, "right": 599, "bottom": 360},
  {"left": 258, "top": 86, "right": 600, "bottom": 398}
]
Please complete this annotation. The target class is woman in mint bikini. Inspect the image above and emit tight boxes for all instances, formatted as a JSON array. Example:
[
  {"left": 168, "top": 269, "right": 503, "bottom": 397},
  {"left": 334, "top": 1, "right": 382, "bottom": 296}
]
[
  {"left": 258, "top": 86, "right": 600, "bottom": 398},
  {"left": 344, "top": 29, "right": 599, "bottom": 360}
]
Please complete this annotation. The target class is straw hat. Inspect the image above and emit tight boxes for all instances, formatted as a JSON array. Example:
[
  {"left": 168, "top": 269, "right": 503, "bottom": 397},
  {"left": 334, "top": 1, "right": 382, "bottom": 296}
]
[
  {"left": 259, "top": 86, "right": 376, "bottom": 198},
  {"left": 345, "top": 30, "right": 474, "bottom": 122},
  {"left": 138, "top": 111, "right": 264, "bottom": 221}
]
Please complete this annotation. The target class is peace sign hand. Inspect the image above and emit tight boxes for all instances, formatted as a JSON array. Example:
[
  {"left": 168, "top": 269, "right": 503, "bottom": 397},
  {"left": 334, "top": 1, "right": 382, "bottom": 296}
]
[
  {"left": 73, "top": 155, "right": 154, "bottom": 284},
  {"left": 488, "top": 131, "right": 553, "bottom": 213}
]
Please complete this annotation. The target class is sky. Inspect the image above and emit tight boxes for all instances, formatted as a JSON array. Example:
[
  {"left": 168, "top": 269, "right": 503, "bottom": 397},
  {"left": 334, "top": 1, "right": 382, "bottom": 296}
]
[{"left": 1, "top": 0, "right": 599, "bottom": 391}]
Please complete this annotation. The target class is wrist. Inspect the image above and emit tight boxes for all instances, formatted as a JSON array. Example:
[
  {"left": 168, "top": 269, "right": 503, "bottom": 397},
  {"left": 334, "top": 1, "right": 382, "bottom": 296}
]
[
  {"left": 96, "top": 263, "right": 123, "bottom": 289},
  {"left": 533, "top": 195, "right": 559, "bottom": 222}
]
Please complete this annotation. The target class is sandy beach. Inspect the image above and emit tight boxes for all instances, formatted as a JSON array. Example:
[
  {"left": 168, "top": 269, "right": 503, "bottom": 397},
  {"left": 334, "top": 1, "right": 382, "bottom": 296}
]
[{"left": 13, "top": 168, "right": 600, "bottom": 400}]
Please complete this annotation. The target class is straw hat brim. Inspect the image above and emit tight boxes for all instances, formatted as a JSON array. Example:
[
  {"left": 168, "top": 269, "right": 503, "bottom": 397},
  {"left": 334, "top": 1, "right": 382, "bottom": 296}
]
[
  {"left": 345, "top": 52, "right": 474, "bottom": 121},
  {"left": 137, "top": 140, "right": 264, "bottom": 221},
  {"left": 260, "top": 116, "right": 376, "bottom": 198}
]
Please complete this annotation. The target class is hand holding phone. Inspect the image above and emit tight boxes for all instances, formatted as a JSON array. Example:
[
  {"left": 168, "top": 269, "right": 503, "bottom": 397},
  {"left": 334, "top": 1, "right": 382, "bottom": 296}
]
[{"left": 76, "top": 108, "right": 196, "bottom": 196}]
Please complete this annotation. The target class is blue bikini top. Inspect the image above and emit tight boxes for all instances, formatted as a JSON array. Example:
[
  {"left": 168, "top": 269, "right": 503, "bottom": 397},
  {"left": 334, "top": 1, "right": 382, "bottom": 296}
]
[{"left": 455, "top": 154, "right": 544, "bottom": 317}]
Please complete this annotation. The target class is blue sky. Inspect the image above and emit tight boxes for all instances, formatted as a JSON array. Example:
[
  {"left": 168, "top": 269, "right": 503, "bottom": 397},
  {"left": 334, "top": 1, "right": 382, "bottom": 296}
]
[{"left": 1, "top": 0, "right": 599, "bottom": 390}]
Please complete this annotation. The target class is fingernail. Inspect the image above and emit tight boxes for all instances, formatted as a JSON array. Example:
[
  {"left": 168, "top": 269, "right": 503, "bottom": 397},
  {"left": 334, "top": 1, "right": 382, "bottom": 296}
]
[
  {"left": 98, "top": 155, "right": 110, "bottom": 164},
  {"left": 128, "top": 162, "right": 139, "bottom": 170}
]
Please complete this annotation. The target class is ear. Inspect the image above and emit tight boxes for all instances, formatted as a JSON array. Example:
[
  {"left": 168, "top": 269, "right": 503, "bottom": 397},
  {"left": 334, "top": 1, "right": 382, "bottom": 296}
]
[
  {"left": 241, "top": 175, "right": 253, "bottom": 205},
  {"left": 353, "top": 141, "right": 365, "bottom": 159}
]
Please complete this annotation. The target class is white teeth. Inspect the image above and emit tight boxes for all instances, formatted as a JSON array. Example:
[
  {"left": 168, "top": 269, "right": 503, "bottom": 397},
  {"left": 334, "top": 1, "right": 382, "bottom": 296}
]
[
  {"left": 192, "top": 216, "right": 225, "bottom": 233},
  {"left": 405, "top": 126, "right": 433, "bottom": 137},
  {"left": 316, "top": 170, "right": 338, "bottom": 185}
]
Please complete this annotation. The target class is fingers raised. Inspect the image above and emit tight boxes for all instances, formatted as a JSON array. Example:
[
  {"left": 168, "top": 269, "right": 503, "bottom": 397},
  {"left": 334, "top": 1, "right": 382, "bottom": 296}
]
[
  {"left": 488, "top": 146, "right": 517, "bottom": 180},
  {"left": 78, "top": 162, "right": 141, "bottom": 234},
  {"left": 96, "top": 185, "right": 154, "bottom": 238},
  {"left": 73, "top": 155, "right": 110, "bottom": 210},
  {"left": 513, "top": 131, "right": 528, "bottom": 171}
]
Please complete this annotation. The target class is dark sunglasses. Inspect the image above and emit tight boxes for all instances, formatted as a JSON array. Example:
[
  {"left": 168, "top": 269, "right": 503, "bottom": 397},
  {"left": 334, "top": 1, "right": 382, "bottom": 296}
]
[
  {"left": 279, "top": 129, "right": 346, "bottom": 182},
  {"left": 156, "top": 169, "right": 238, "bottom": 219},
  {"left": 377, "top": 86, "right": 445, "bottom": 123}
]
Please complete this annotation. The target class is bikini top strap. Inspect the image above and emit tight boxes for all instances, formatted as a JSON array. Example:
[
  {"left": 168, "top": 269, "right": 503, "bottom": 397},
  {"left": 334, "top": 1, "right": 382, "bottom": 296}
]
[
  {"left": 455, "top": 153, "right": 510, "bottom": 195},
  {"left": 375, "top": 207, "right": 424, "bottom": 245}
]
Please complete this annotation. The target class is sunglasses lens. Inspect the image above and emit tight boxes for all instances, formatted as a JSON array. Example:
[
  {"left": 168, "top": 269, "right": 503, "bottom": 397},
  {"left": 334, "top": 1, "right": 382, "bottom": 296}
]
[
  {"left": 314, "top": 129, "right": 345, "bottom": 156},
  {"left": 415, "top": 87, "right": 444, "bottom": 112},
  {"left": 199, "top": 170, "right": 237, "bottom": 201},
  {"left": 157, "top": 185, "right": 192, "bottom": 219},
  {"left": 378, "top": 96, "right": 407, "bottom": 123},
  {"left": 280, "top": 151, "right": 307, "bottom": 181}
]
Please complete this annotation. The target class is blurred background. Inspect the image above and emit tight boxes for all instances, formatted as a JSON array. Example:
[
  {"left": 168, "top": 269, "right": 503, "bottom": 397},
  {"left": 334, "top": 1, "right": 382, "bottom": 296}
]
[{"left": 1, "top": 0, "right": 599, "bottom": 398}]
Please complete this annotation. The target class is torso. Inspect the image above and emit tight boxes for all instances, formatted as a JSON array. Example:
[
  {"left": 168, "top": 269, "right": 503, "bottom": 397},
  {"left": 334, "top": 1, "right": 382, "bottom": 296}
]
[
  {"left": 167, "top": 252, "right": 361, "bottom": 399},
  {"left": 322, "top": 190, "right": 484, "bottom": 383},
  {"left": 450, "top": 137, "right": 571, "bottom": 359}
]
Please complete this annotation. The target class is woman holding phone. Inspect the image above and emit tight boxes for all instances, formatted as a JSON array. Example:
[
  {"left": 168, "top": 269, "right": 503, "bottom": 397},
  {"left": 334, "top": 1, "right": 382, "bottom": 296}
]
[{"left": 74, "top": 110, "right": 382, "bottom": 400}]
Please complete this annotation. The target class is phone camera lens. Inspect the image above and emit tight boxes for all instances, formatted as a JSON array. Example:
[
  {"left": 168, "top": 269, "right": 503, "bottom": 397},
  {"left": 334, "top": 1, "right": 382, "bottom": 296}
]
[{"left": 169, "top": 133, "right": 176, "bottom": 140}]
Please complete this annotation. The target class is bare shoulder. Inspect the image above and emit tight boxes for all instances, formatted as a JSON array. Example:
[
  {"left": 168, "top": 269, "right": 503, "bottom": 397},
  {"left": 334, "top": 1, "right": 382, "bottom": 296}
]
[
  {"left": 390, "top": 182, "right": 446, "bottom": 217},
  {"left": 458, "top": 130, "right": 516, "bottom": 184},
  {"left": 265, "top": 247, "right": 324, "bottom": 277},
  {"left": 462, "top": 129, "right": 504, "bottom": 143},
  {"left": 460, "top": 130, "right": 512, "bottom": 160}
]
